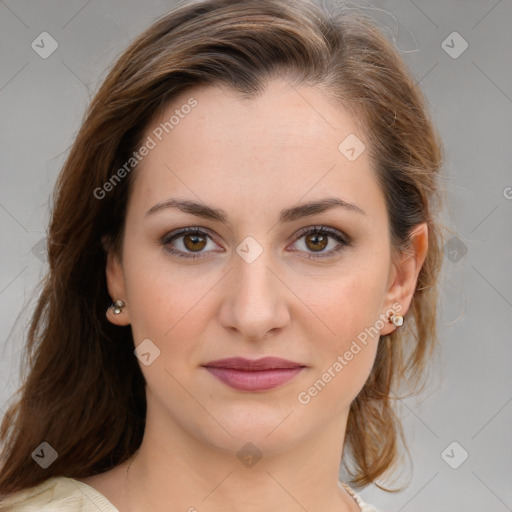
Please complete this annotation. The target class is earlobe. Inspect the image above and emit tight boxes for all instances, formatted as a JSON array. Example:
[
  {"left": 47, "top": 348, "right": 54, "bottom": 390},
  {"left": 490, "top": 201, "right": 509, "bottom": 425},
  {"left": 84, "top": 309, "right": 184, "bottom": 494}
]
[
  {"left": 380, "top": 223, "right": 429, "bottom": 335},
  {"left": 106, "top": 298, "right": 130, "bottom": 326},
  {"left": 105, "top": 248, "right": 131, "bottom": 326}
]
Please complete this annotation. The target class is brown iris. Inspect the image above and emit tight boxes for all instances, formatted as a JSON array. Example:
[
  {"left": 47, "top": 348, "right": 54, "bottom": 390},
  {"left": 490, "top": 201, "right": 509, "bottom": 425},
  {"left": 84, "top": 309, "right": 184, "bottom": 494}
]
[
  {"left": 305, "top": 233, "right": 328, "bottom": 252},
  {"left": 183, "top": 233, "right": 207, "bottom": 252}
]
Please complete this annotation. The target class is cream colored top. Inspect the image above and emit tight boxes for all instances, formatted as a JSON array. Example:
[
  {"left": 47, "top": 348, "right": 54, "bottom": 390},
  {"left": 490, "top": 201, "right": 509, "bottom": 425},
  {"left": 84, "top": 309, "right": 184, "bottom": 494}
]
[{"left": 0, "top": 476, "right": 379, "bottom": 512}]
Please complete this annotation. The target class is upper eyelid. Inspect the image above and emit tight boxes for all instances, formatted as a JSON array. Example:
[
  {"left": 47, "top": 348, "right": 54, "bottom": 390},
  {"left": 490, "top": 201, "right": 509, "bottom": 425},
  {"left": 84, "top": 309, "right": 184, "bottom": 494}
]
[
  {"left": 163, "top": 225, "right": 349, "bottom": 248},
  {"left": 162, "top": 227, "right": 216, "bottom": 244}
]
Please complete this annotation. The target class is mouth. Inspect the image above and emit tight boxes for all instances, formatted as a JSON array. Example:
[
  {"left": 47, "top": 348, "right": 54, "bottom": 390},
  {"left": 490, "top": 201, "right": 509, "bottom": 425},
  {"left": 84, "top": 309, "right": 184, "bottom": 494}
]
[{"left": 202, "top": 357, "right": 306, "bottom": 392}]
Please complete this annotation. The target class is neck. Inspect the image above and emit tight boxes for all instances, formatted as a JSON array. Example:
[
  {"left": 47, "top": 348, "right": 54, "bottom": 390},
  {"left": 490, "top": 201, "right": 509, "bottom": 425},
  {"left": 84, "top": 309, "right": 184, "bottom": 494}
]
[{"left": 122, "top": 399, "right": 360, "bottom": 512}]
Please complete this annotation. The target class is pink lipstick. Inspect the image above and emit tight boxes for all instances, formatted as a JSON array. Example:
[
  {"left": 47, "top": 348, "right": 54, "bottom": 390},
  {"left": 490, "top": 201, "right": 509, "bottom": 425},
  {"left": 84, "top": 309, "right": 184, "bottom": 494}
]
[{"left": 202, "top": 356, "right": 305, "bottom": 391}]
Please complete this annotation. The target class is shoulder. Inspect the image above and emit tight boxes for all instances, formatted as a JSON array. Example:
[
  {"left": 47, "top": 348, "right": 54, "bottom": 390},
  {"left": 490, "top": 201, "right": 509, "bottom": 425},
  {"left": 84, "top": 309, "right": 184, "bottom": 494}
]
[{"left": 0, "top": 476, "right": 119, "bottom": 512}]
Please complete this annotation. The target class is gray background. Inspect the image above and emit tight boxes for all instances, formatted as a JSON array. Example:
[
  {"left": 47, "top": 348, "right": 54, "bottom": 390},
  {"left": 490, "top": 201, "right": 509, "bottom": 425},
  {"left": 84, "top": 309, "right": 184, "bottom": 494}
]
[{"left": 1, "top": 0, "right": 511, "bottom": 510}]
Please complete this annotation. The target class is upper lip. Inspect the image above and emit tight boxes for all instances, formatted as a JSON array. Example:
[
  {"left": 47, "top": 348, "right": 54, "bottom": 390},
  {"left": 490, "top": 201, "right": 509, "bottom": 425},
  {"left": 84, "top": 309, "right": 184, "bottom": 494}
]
[{"left": 202, "top": 357, "right": 305, "bottom": 370}]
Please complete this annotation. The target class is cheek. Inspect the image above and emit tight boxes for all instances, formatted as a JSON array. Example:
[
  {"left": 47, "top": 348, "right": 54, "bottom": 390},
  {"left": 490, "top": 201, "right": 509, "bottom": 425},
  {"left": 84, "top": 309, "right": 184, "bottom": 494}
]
[
  {"left": 300, "top": 260, "right": 388, "bottom": 344},
  {"left": 296, "top": 266, "right": 387, "bottom": 404},
  {"left": 120, "top": 249, "right": 175, "bottom": 334},
  {"left": 123, "top": 251, "right": 219, "bottom": 353}
]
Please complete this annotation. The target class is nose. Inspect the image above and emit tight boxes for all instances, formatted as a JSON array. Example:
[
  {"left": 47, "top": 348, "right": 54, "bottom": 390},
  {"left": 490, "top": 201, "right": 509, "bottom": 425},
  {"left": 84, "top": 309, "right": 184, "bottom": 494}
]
[{"left": 218, "top": 248, "right": 291, "bottom": 342}]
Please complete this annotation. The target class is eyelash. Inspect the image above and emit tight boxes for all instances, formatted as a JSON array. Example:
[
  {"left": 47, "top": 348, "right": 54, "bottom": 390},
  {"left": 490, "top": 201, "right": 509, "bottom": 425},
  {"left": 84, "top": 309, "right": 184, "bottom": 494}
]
[{"left": 161, "top": 226, "right": 351, "bottom": 261}]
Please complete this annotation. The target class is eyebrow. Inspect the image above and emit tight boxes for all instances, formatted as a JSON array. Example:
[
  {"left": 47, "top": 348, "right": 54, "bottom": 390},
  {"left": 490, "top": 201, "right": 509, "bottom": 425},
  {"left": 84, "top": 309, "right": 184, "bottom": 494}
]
[{"left": 146, "top": 196, "right": 365, "bottom": 224}]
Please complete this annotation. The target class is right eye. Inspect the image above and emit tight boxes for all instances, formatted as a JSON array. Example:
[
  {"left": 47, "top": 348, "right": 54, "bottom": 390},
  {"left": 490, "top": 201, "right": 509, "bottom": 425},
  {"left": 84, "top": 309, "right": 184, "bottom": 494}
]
[{"left": 161, "top": 227, "right": 220, "bottom": 260}]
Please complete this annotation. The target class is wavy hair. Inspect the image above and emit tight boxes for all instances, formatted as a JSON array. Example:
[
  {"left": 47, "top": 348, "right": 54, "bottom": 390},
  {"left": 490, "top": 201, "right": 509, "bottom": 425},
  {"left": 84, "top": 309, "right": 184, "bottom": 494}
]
[{"left": 0, "top": 0, "right": 444, "bottom": 496}]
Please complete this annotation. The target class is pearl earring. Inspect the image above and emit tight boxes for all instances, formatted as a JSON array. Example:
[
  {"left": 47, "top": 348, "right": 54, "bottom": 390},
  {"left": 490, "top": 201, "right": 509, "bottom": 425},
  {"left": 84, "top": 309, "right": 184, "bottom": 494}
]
[
  {"left": 110, "top": 300, "right": 126, "bottom": 315},
  {"left": 388, "top": 312, "right": 404, "bottom": 327}
]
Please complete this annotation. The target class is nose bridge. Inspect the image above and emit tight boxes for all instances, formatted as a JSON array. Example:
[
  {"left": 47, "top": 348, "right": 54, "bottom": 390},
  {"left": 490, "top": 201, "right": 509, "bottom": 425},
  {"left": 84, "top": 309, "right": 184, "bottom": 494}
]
[
  {"left": 235, "top": 248, "right": 275, "bottom": 301},
  {"left": 220, "top": 241, "right": 290, "bottom": 339}
]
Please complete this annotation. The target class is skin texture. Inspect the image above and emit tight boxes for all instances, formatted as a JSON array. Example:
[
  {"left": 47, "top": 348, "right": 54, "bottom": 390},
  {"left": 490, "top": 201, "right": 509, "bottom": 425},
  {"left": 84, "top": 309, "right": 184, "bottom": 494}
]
[{"left": 78, "top": 78, "right": 428, "bottom": 512}]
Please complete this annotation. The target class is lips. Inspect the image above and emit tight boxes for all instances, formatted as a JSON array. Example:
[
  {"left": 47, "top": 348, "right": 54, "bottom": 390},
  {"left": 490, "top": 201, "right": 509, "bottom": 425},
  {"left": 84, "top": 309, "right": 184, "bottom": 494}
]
[
  {"left": 202, "top": 357, "right": 306, "bottom": 391},
  {"left": 203, "top": 356, "right": 304, "bottom": 370}
]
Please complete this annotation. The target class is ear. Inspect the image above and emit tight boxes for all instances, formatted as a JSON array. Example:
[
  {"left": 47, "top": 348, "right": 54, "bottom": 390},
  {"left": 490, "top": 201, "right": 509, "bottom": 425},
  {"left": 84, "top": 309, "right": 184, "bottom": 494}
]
[
  {"left": 104, "top": 238, "right": 131, "bottom": 326},
  {"left": 380, "top": 223, "right": 428, "bottom": 336}
]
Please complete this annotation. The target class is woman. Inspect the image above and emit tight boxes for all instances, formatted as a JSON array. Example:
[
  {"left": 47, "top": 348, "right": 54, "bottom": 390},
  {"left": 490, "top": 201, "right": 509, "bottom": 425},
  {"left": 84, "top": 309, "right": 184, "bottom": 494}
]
[{"left": 0, "top": 0, "right": 444, "bottom": 511}]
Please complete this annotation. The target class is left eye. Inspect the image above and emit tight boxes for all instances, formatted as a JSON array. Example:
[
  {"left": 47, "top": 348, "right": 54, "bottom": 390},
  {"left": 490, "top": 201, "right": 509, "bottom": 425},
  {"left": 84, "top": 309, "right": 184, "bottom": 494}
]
[
  {"left": 162, "top": 226, "right": 350, "bottom": 260},
  {"left": 289, "top": 226, "right": 350, "bottom": 259}
]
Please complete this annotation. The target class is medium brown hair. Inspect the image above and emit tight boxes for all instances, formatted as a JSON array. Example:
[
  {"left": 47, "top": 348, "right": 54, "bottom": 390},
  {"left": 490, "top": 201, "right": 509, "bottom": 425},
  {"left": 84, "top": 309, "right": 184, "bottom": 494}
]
[{"left": 0, "top": 0, "right": 444, "bottom": 496}]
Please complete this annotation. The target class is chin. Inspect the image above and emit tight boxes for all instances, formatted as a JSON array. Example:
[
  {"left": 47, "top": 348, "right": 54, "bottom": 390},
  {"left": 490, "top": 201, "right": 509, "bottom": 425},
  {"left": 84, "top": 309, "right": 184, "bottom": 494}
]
[{"left": 196, "top": 406, "right": 311, "bottom": 454}]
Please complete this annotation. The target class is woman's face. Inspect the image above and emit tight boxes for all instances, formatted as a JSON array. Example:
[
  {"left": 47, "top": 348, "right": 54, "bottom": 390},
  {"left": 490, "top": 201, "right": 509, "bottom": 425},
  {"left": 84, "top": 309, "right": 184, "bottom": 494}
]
[{"left": 106, "top": 78, "right": 423, "bottom": 455}]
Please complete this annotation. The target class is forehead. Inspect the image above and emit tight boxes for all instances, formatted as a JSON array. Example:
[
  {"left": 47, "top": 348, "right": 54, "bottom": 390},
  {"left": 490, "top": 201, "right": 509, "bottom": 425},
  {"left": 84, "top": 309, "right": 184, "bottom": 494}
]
[
  {"left": 148, "top": 79, "right": 363, "bottom": 167},
  {"left": 127, "top": 78, "right": 384, "bottom": 226}
]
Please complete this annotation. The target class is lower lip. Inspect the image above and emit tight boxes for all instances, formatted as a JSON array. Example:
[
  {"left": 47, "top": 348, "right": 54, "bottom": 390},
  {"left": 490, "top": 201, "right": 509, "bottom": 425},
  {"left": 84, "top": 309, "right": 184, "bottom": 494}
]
[{"left": 204, "top": 367, "right": 304, "bottom": 391}]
